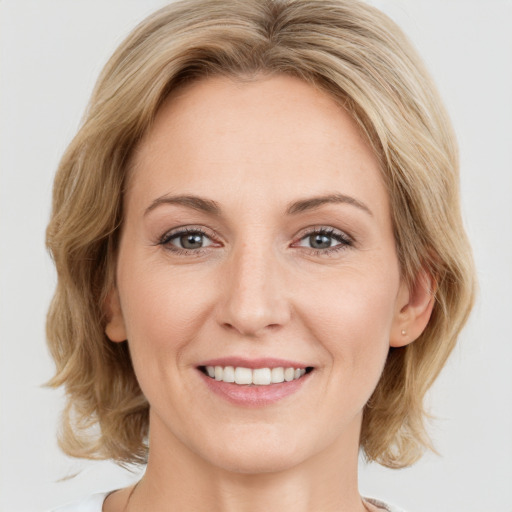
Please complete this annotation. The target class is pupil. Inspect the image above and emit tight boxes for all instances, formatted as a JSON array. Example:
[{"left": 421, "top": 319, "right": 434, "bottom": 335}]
[
  {"left": 181, "top": 233, "right": 203, "bottom": 249},
  {"left": 310, "top": 234, "right": 331, "bottom": 249}
]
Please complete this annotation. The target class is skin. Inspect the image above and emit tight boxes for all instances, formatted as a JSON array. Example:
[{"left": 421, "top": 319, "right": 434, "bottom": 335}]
[{"left": 104, "top": 74, "right": 433, "bottom": 512}]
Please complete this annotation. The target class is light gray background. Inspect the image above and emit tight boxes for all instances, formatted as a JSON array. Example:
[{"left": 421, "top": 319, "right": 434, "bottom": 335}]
[{"left": 1, "top": 1, "right": 511, "bottom": 511}]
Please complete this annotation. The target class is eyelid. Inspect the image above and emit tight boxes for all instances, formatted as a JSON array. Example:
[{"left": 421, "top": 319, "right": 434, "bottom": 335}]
[
  {"left": 294, "top": 226, "right": 353, "bottom": 244},
  {"left": 158, "top": 225, "right": 217, "bottom": 243}
]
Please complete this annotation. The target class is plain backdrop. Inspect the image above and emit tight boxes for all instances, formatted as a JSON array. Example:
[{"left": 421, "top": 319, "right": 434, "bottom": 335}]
[{"left": 1, "top": 1, "right": 511, "bottom": 511}]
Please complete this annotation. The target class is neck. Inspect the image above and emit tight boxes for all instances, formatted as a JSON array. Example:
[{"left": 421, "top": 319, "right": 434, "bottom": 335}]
[{"left": 123, "top": 411, "right": 367, "bottom": 512}]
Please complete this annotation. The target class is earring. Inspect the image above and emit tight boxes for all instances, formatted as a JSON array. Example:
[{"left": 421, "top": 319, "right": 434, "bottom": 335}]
[{"left": 401, "top": 329, "right": 407, "bottom": 336}]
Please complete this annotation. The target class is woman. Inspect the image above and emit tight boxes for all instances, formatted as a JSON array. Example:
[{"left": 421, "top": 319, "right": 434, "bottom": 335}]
[{"left": 46, "top": 0, "right": 475, "bottom": 510}]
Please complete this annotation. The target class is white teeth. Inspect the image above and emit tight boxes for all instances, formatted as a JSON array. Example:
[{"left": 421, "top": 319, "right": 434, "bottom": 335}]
[
  {"left": 284, "top": 367, "right": 295, "bottom": 382},
  {"left": 271, "top": 367, "right": 284, "bottom": 383},
  {"left": 253, "top": 368, "right": 272, "bottom": 385},
  {"left": 223, "top": 366, "right": 235, "bottom": 383},
  {"left": 234, "top": 367, "right": 252, "bottom": 385},
  {"left": 204, "top": 365, "right": 309, "bottom": 385}
]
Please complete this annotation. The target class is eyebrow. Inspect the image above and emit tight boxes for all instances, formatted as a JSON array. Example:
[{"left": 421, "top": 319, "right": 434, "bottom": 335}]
[
  {"left": 144, "top": 193, "right": 373, "bottom": 217},
  {"left": 286, "top": 193, "right": 373, "bottom": 216}
]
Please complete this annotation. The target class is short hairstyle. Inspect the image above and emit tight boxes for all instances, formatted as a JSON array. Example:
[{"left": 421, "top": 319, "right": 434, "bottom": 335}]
[{"left": 46, "top": 0, "right": 476, "bottom": 468}]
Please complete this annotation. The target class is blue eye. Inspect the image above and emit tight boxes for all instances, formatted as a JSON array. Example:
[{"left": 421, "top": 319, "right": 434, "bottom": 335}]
[
  {"left": 296, "top": 228, "right": 352, "bottom": 253},
  {"left": 160, "top": 228, "right": 214, "bottom": 252}
]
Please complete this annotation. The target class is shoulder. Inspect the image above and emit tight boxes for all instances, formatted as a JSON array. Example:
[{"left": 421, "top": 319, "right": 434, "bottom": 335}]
[
  {"left": 364, "top": 497, "right": 408, "bottom": 512},
  {"left": 48, "top": 492, "right": 109, "bottom": 512}
]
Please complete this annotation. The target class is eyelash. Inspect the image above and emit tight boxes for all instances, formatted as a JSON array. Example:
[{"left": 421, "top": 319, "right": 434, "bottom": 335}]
[{"left": 157, "top": 226, "right": 353, "bottom": 257}]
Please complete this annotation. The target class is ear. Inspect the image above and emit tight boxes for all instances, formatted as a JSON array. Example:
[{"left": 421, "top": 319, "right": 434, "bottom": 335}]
[
  {"left": 104, "top": 286, "right": 127, "bottom": 343},
  {"left": 390, "top": 268, "right": 435, "bottom": 348}
]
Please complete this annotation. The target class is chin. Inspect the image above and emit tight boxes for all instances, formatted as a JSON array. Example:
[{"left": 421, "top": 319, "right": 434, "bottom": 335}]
[{"left": 198, "top": 428, "right": 308, "bottom": 475}]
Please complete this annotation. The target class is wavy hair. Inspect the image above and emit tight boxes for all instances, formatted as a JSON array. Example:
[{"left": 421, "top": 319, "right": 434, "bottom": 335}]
[{"left": 46, "top": 0, "right": 476, "bottom": 468}]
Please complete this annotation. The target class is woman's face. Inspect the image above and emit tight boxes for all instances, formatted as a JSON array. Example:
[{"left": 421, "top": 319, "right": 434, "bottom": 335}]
[{"left": 107, "top": 74, "right": 412, "bottom": 473}]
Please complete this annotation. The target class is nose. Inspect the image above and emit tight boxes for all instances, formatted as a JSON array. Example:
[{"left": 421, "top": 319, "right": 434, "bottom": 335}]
[{"left": 216, "top": 241, "right": 291, "bottom": 337}]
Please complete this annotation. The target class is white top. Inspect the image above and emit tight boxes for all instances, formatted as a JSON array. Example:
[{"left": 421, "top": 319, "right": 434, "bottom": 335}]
[
  {"left": 50, "top": 492, "right": 406, "bottom": 511},
  {"left": 50, "top": 493, "right": 108, "bottom": 511}
]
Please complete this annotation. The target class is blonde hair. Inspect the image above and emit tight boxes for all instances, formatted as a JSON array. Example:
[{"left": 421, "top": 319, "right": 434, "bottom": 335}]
[{"left": 46, "top": 0, "right": 476, "bottom": 468}]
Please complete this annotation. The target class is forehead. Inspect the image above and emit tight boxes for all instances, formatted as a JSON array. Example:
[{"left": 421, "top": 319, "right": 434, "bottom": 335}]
[{"left": 127, "top": 74, "right": 387, "bottom": 216}]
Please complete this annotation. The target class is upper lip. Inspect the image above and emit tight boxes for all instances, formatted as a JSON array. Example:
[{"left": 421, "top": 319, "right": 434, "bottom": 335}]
[{"left": 197, "top": 357, "right": 312, "bottom": 369}]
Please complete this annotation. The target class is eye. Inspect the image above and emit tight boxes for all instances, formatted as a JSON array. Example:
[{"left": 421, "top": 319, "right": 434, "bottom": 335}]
[
  {"left": 295, "top": 227, "right": 352, "bottom": 253},
  {"left": 159, "top": 227, "right": 215, "bottom": 252}
]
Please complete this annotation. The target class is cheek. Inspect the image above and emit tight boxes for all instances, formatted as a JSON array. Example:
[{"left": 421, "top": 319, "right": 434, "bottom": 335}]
[
  {"left": 116, "top": 266, "right": 219, "bottom": 414},
  {"left": 117, "top": 262, "right": 208, "bottom": 359},
  {"left": 116, "top": 256, "right": 226, "bottom": 377},
  {"left": 297, "top": 265, "right": 399, "bottom": 367}
]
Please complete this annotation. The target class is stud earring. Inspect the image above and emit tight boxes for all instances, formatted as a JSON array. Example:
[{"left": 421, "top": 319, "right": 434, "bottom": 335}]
[{"left": 401, "top": 329, "right": 407, "bottom": 336}]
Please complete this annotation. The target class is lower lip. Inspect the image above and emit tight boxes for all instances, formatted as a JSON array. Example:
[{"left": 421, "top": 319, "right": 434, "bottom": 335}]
[{"left": 198, "top": 370, "right": 311, "bottom": 407}]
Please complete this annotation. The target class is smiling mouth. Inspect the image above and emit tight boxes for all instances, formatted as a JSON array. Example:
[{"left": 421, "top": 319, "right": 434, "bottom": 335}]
[{"left": 199, "top": 365, "right": 314, "bottom": 386}]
